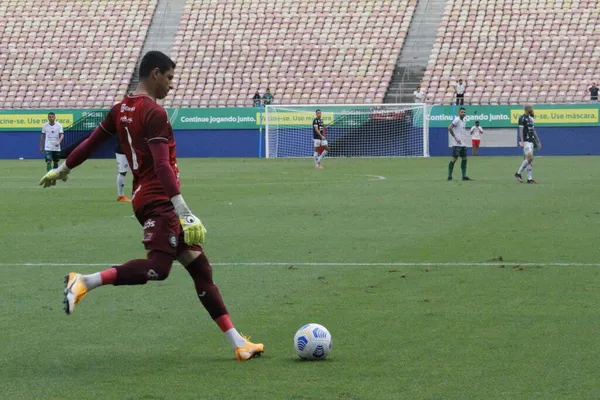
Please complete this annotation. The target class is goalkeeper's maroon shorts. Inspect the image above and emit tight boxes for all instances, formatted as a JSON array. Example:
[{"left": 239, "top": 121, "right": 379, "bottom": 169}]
[{"left": 134, "top": 200, "right": 203, "bottom": 257}]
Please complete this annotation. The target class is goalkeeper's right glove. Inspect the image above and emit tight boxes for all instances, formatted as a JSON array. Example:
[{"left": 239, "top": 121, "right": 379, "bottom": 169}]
[
  {"left": 171, "top": 194, "right": 207, "bottom": 245},
  {"left": 39, "top": 163, "right": 71, "bottom": 188}
]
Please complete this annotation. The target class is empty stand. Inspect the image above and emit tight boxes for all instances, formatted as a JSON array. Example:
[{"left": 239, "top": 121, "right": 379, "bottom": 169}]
[
  {"left": 422, "top": 0, "right": 600, "bottom": 105},
  {"left": 0, "top": 0, "right": 157, "bottom": 109},
  {"left": 166, "top": 0, "right": 416, "bottom": 107}
]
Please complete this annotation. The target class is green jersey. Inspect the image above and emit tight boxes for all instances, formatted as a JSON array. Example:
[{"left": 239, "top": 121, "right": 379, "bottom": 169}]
[{"left": 262, "top": 93, "right": 274, "bottom": 105}]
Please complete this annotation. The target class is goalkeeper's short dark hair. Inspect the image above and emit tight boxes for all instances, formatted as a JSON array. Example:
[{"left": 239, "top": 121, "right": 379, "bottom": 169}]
[{"left": 139, "top": 51, "right": 176, "bottom": 79}]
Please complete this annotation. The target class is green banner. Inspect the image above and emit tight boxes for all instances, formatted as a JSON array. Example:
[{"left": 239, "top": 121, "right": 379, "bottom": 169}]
[
  {"left": 166, "top": 107, "right": 261, "bottom": 130},
  {"left": 0, "top": 109, "right": 105, "bottom": 132},
  {"left": 2, "top": 104, "right": 599, "bottom": 132},
  {"left": 428, "top": 104, "right": 600, "bottom": 128},
  {"left": 0, "top": 108, "right": 262, "bottom": 132}
]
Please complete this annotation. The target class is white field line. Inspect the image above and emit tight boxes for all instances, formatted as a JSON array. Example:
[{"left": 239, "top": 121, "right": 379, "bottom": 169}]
[
  {"left": 5, "top": 175, "right": 388, "bottom": 189},
  {"left": 365, "top": 175, "right": 387, "bottom": 180},
  {"left": 0, "top": 262, "right": 599, "bottom": 267}
]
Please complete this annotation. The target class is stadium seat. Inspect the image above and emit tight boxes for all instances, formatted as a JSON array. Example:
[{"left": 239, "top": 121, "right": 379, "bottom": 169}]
[
  {"left": 0, "top": 0, "right": 157, "bottom": 109},
  {"left": 165, "top": 0, "right": 417, "bottom": 107},
  {"left": 422, "top": 0, "right": 600, "bottom": 104}
]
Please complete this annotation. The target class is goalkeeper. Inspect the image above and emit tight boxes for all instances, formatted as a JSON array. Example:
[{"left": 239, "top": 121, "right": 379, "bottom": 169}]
[{"left": 38, "top": 51, "right": 263, "bottom": 361}]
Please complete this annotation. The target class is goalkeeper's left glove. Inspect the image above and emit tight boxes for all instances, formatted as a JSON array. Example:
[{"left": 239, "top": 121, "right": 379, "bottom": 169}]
[
  {"left": 171, "top": 194, "right": 207, "bottom": 245},
  {"left": 39, "top": 163, "right": 71, "bottom": 188}
]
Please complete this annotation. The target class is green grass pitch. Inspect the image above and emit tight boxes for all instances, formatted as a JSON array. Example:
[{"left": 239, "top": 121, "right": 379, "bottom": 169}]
[{"left": 2, "top": 156, "right": 600, "bottom": 399}]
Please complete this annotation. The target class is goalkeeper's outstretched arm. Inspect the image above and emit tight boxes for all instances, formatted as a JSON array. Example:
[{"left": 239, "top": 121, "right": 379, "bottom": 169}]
[
  {"left": 39, "top": 126, "right": 112, "bottom": 187},
  {"left": 65, "top": 126, "right": 112, "bottom": 169}
]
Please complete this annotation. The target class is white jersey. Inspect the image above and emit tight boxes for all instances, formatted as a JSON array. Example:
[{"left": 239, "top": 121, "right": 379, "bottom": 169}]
[
  {"left": 42, "top": 122, "right": 64, "bottom": 151},
  {"left": 470, "top": 126, "right": 483, "bottom": 140},
  {"left": 413, "top": 90, "right": 424, "bottom": 103},
  {"left": 450, "top": 117, "right": 467, "bottom": 147},
  {"left": 455, "top": 83, "right": 465, "bottom": 95}
]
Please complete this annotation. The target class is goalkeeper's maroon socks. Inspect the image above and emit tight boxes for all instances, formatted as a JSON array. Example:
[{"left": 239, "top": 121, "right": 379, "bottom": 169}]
[
  {"left": 81, "top": 252, "right": 173, "bottom": 289},
  {"left": 82, "top": 268, "right": 115, "bottom": 290},
  {"left": 100, "top": 268, "right": 117, "bottom": 284},
  {"left": 185, "top": 253, "right": 246, "bottom": 348},
  {"left": 184, "top": 252, "right": 228, "bottom": 319},
  {"left": 215, "top": 315, "right": 234, "bottom": 332},
  {"left": 216, "top": 314, "right": 247, "bottom": 348},
  {"left": 113, "top": 252, "right": 173, "bottom": 285}
]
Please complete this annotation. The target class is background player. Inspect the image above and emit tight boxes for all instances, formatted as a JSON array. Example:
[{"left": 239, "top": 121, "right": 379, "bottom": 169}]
[
  {"left": 115, "top": 142, "right": 131, "bottom": 202},
  {"left": 470, "top": 120, "right": 483, "bottom": 156},
  {"left": 39, "top": 112, "right": 64, "bottom": 172},
  {"left": 39, "top": 51, "right": 263, "bottom": 361},
  {"left": 514, "top": 104, "right": 542, "bottom": 184},
  {"left": 447, "top": 107, "right": 472, "bottom": 181},
  {"left": 313, "top": 109, "right": 328, "bottom": 168}
]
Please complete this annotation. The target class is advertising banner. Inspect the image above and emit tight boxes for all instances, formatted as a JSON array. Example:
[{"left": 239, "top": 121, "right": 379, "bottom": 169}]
[
  {"left": 428, "top": 104, "right": 600, "bottom": 128},
  {"left": 167, "top": 107, "right": 260, "bottom": 130},
  {"left": 0, "top": 109, "right": 105, "bottom": 132},
  {"left": 2, "top": 104, "right": 598, "bottom": 132}
]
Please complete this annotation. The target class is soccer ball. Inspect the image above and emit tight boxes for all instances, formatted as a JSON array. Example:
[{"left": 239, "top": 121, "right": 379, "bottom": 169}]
[{"left": 293, "top": 323, "right": 332, "bottom": 360}]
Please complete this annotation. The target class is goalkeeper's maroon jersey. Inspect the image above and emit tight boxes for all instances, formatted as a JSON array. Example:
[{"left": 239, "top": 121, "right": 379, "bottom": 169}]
[{"left": 100, "top": 94, "right": 179, "bottom": 211}]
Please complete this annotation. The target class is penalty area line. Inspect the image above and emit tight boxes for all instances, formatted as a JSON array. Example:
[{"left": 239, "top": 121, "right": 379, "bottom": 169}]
[{"left": 1, "top": 262, "right": 600, "bottom": 267}]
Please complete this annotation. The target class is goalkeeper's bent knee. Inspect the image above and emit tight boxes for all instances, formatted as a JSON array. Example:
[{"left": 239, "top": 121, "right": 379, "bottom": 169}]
[{"left": 113, "top": 251, "right": 174, "bottom": 285}]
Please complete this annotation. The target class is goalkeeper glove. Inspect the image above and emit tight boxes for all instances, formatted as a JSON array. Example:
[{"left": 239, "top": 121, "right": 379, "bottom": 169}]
[
  {"left": 39, "top": 163, "right": 71, "bottom": 188},
  {"left": 171, "top": 194, "right": 207, "bottom": 245}
]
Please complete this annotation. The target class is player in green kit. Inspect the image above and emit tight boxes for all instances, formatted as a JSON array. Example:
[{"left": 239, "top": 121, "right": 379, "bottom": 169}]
[{"left": 447, "top": 107, "right": 472, "bottom": 181}]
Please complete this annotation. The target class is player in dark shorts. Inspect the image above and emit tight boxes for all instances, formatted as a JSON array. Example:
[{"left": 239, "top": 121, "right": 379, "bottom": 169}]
[
  {"left": 313, "top": 109, "right": 328, "bottom": 168},
  {"left": 447, "top": 107, "right": 471, "bottom": 181},
  {"left": 39, "top": 51, "right": 264, "bottom": 361},
  {"left": 514, "top": 104, "right": 542, "bottom": 184}
]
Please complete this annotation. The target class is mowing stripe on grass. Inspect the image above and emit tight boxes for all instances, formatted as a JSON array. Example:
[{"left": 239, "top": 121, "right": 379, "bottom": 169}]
[{"left": 2, "top": 262, "right": 600, "bottom": 267}]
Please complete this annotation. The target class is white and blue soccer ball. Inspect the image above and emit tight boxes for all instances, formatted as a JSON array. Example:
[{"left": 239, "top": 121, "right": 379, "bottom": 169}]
[{"left": 294, "top": 323, "right": 332, "bottom": 360}]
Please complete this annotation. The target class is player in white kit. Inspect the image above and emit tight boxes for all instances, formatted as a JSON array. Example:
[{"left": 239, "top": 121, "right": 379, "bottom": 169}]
[
  {"left": 447, "top": 107, "right": 472, "bottom": 181},
  {"left": 39, "top": 112, "right": 64, "bottom": 172}
]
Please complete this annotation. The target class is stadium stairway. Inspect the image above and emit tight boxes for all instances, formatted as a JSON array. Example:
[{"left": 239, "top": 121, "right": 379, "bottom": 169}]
[
  {"left": 127, "top": 0, "right": 187, "bottom": 93},
  {"left": 385, "top": 0, "right": 446, "bottom": 104}
]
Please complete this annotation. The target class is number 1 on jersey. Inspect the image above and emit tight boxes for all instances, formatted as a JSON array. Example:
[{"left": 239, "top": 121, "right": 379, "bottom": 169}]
[{"left": 124, "top": 126, "right": 139, "bottom": 170}]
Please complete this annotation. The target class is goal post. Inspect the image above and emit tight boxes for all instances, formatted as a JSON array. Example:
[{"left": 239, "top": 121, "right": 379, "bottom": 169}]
[{"left": 264, "top": 103, "right": 429, "bottom": 158}]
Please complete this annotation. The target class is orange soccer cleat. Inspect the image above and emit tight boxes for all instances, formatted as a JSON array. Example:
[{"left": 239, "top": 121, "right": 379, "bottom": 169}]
[
  {"left": 235, "top": 335, "right": 264, "bottom": 361},
  {"left": 117, "top": 196, "right": 132, "bottom": 202},
  {"left": 63, "top": 273, "right": 89, "bottom": 315}
]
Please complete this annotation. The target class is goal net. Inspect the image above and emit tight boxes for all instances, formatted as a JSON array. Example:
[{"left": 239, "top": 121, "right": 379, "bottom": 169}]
[{"left": 265, "top": 103, "right": 429, "bottom": 158}]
